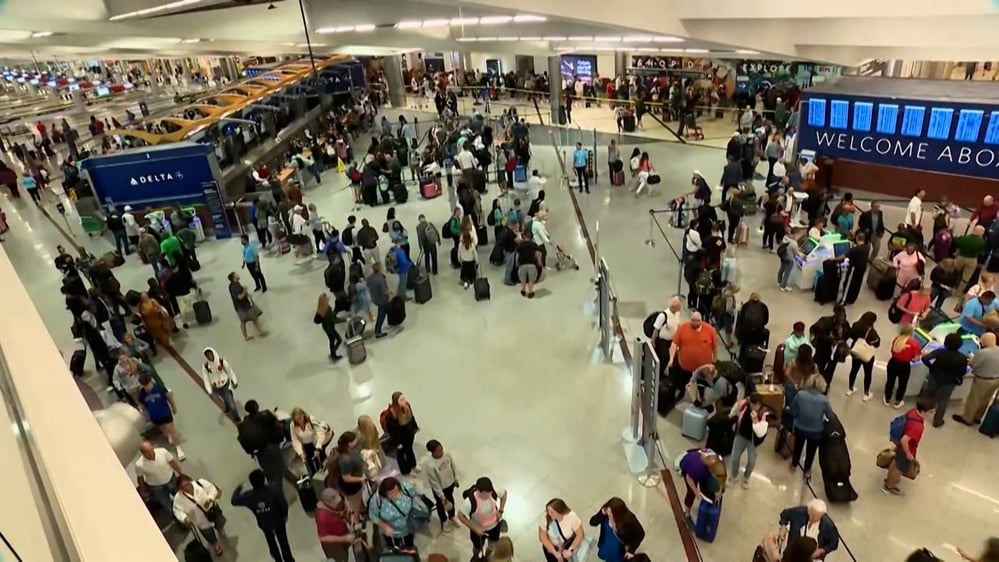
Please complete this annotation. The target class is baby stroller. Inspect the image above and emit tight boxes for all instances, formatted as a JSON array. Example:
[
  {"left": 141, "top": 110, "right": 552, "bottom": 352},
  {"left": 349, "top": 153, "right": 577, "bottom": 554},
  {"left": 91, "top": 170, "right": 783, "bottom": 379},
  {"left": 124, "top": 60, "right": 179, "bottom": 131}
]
[{"left": 553, "top": 244, "right": 580, "bottom": 271}]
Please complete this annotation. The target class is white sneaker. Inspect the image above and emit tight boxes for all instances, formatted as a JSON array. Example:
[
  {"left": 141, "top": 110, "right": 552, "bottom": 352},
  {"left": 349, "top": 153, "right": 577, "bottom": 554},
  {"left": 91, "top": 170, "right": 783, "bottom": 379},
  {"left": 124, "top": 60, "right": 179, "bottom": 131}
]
[
  {"left": 883, "top": 398, "right": 891, "bottom": 407},
  {"left": 741, "top": 478, "right": 751, "bottom": 490},
  {"left": 893, "top": 400, "right": 906, "bottom": 409},
  {"left": 175, "top": 446, "right": 187, "bottom": 462},
  {"left": 862, "top": 393, "right": 873, "bottom": 402},
  {"left": 845, "top": 388, "right": 855, "bottom": 396}
]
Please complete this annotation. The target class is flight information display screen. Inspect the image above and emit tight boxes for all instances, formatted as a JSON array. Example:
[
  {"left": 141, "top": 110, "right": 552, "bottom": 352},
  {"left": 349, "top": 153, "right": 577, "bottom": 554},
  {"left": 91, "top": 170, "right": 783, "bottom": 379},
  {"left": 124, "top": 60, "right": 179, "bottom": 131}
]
[
  {"left": 926, "top": 108, "right": 954, "bottom": 140},
  {"left": 877, "top": 104, "right": 899, "bottom": 134},
  {"left": 808, "top": 98, "right": 827, "bottom": 127},
  {"left": 829, "top": 100, "right": 849, "bottom": 129},
  {"left": 956, "top": 109, "right": 984, "bottom": 143},
  {"left": 986, "top": 111, "right": 999, "bottom": 145},
  {"left": 901, "top": 106, "right": 926, "bottom": 137},
  {"left": 852, "top": 102, "right": 873, "bottom": 132}
]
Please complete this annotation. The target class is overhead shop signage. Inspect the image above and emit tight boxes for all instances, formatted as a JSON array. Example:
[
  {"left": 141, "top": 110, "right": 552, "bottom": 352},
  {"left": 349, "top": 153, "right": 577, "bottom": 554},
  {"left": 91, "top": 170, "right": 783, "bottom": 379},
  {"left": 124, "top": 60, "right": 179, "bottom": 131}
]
[
  {"left": 631, "top": 56, "right": 690, "bottom": 71},
  {"left": 799, "top": 92, "right": 999, "bottom": 179},
  {"left": 737, "top": 60, "right": 796, "bottom": 76}
]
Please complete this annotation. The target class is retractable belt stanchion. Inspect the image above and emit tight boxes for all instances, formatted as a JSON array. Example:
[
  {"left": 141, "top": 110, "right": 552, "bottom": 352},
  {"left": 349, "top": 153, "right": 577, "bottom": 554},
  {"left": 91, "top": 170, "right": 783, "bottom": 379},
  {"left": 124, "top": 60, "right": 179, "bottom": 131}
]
[
  {"left": 621, "top": 337, "right": 663, "bottom": 484},
  {"left": 644, "top": 209, "right": 656, "bottom": 247}
]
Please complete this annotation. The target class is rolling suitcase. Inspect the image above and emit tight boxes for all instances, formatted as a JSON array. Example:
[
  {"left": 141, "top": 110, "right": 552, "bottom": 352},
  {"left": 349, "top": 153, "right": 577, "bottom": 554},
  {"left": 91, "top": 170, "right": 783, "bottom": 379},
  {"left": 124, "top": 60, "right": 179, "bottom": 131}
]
[
  {"left": 414, "top": 276, "right": 432, "bottom": 304},
  {"left": 387, "top": 296, "right": 406, "bottom": 326},
  {"left": 476, "top": 224, "right": 488, "bottom": 246},
  {"left": 739, "top": 345, "right": 766, "bottom": 374},
  {"left": 867, "top": 257, "right": 894, "bottom": 300},
  {"left": 296, "top": 475, "right": 318, "bottom": 512},
  {"left": 392, "top": 183, "right": 409, "bottom": 204},
  {"left": 474, "top": 277, "right": 491, "bottom": 301},
  {"left": 346, "top": 337, "right": 366, "bottom": 365},
  {"left": 612, "top": 170, "right": 624, "bottom": 186},
  {"left": 682, "top": 406, "right": 708, "bottom": 440},
  {"left": 694, "top": 498, "right": 721, "bottom": 542},
  {"left": 420, "top": 178, "right": 441, "bottom": 199},
  {"left": 277, "top": 235, "right": 291, "bottom": 255},
  {"left": 193, "top": 296, "right": 212, "bottom": 325},
  {"left": 979, "top": 391, "right": 999, "bottom": 438},
  {"left": 735, "top": 221, "right": 750, "bottom": 245},
  {"left": 70, "top": 349, "right": 86, "bottom": 376}
]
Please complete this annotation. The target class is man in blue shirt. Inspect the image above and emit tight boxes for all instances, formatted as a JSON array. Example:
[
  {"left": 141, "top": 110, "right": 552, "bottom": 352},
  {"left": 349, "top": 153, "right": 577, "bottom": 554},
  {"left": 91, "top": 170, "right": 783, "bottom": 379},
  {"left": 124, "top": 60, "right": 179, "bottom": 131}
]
[
  {"left": 241, "top": 234, "right": 267, "bottom": 292},
  {"left": 572, "top": 142, "right": 590, "bottom": 194},
  {"left": 366, "top": 263, "right": 391, "bottom": 338},
  {"left": 960, "top": 291, "right": 997, "bottom": 336},
  {"left": 392, "top": 240, "right": 413, "bottom": 300},
  {"left": 137, "top": 373, "right": 185, "bottom": 460}
]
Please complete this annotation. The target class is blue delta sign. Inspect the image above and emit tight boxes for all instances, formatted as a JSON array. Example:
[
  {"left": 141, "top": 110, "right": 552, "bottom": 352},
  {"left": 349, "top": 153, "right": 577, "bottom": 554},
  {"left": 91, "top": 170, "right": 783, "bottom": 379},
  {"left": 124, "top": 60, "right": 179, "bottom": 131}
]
[
  {"left": 798, "top": 93, "right": 999, "bottom": 180},
  {"left": 81, "top": 142, "right": 219, "bottom": 207}
]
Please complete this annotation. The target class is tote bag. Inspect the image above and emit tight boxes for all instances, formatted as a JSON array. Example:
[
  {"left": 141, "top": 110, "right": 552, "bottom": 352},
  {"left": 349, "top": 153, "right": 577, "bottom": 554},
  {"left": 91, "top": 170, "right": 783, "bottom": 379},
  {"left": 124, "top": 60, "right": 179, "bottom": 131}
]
[{"left": 850, "top": 328, "right": 877, "bottom": 363}]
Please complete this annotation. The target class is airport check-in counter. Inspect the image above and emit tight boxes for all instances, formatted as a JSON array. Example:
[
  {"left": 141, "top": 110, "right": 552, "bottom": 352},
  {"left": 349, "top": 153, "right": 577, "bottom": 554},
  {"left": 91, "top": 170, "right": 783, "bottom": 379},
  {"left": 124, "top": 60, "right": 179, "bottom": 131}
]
[
  {"left": 905, "top": 323, "right": 978, "bottom": 401},
  {"left": 789, "top": 233, "right": 851, "bottom": 290}
]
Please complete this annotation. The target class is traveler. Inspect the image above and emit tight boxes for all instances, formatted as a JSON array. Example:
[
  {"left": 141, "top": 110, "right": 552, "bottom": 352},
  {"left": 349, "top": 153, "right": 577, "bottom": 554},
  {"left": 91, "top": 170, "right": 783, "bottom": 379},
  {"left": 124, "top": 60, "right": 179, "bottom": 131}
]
[
  {"left": 539, "top": 498, "right": 586, "bottom": 562},
  {"left": 138, "top": 292, "right": 174, "bottom": 347},
  {"left": 349, "top": 268, "right": 373, "bottom": 321},
  {"left": 139, "top": 229, "right": 162, "bottom": 274},
  {"left": 137, "top": 373, "right": 186, "bottom": 460},
  {"left": 788, "top": 375, "right": 830, "bottom": 474},
  {"left": 21, "top": 172, "right": 39, "bottom": 204},
  {"left": 201, "top": 347, "right": 240, "bottom": 422},
  {"left": 896, "top": 284, "right": 932, "bottom": 325},
  {"left": 961, "top": 273, "right": 996, "bottom": 312},
  {"left": 957, "top": 538, "right": 999, "bottom": 562},
  {"left": 633, "top": 152, "right": 653, "bottom": 198},
  {"left": 499, "top": 221, "right": 521, "bottom": 286},
  {"left": 960, "top": 291, "right": 998, "bottom": 337},
  {"left": 122, "top": 205, "right": 140, "bottom": 249},
  {"left": 356, "top": 218, "right": 380, "bottom": 268},
  {"left": 423, "top": 439, "right": 459, "bottom": 530},
  {"left": 329, "top": 432, "right": 366, "bottom": 515},
  {"left": 729, "top": 393, "right": 771, "bottom": 489},
  {"left": 589, "top": 497, "right": 645, "bottom": 561},
  {"left": 953, "top": 226, "right": 987, "bottom": 291},
  {"left": 735, "top": 292, "right": 769, "bottom": 349},
  {"left": 892, "top": 243, "right": 925, "bottom": 295},
  {"left": 356, "top": 415, "right": 389, "bottom": 481},
  {"left": 905, "top": 189, "right": 925, "bottom": 228},
  {"left": 383, "top": 391, "right": 420, "bottom": 475},
  {"left": 366, "top": 263, "right": 391, "bottom": 338},
  {"left": 761, "top": 193, "right": 785, "bottom": 250},
  {"left": 313, "top": 293, "right": 343, "bottom": 362},
  {"left": 782, "top": 322, "right": 808, "bottom": 366},
  {"left": 173, "top": 474, "right": 226, "bottom": 556},
  {"left": 858, "top": 201, "right": 886, "bottom": 258},
  {"left": 531, "top": 210, "right": 553, "bottom": 268},
  {"left": 389, "top": 220, "right": 411, "bottom": 261},
  {"left": 368, "top": 476, "right": 428, "bottom": 550},
  {"left": 315, "top": 489, "right": 363, "bottom": 562},
  {"left": 528, "top": 190, "right": 547, "bottom": 218},
  {"left": 572, "top": 142, "right": 589, "bottom": 193},
  {"left": 809, "top": 306, "right": 849, "bottom": 391},
  {"left": 237, "top": 400, "right": 285, "bottom": 490},
  {"left": 689, "top": 364, "right": 735, "bottom": 411},
  {"left": 666, "top": 313, "right": 719, "bottom": 410},
  {"left": 929, "top": 259, "right": 961, "bottom": 309},
  {"left": 883, "top": 399, "right": 934, "bottom": 495},
  {"left": 677, "top": 449, "right": 726, "bottom": 519},
  {"left": 845, "top": 311, "right": 881, "bottom": 400},
  {"left": 231, "top": 469, "right": 294, "bottom": 562},
  {"left": 457, "top": 477, "right": 507, "bottom": 554},
  {"left": 241, "top": 235, "right": 267, "bottom": 293},
  {"left": 490, "top": 537, "right": 515, "bottom": 562},
  {"left": 954, "top": 332, "right": 999, "bottom": 426},
  {"left": 776, "top": 500, "right": 839, "bottom": 560},
  {"left": 289, "top": 407, "right": 332, "bottom": 476},
  {"left": 228, "top": 272, "right": 264, "bottom": 341},
  {"left": 135, "top": 441, "right": 182, "bottom": 513},
  {"left": 839, "top": 231, "right": 871, "bottom": 305},
  {"left": 515, "top": 230, "right": 543, "bottom": 298},
  {"left": 162, "top": 260, "right": 195, "bottom": 329},
  {"left": 458, "top": 228, "right": 478, "bottom": 289},
  {"left": 160, "top": 231, "right": 185, "bottom": 267},
  {"left": 921, "top": 333, "right": 970, "bottom": 426},
  {"left": 884, "top": 324, "right": 922, "bottom": 408},
  {"left": 649, "top": 297, "right": 682, "bottom": 372},
  {"left": 308, "top": 203, "right": 327, "bottom": 253},
  {"left": 415, "top": 214, "right": 440, "bottom": 276},
  {"left": 607, "top": 140, "right": 620, "bottom": 182}
]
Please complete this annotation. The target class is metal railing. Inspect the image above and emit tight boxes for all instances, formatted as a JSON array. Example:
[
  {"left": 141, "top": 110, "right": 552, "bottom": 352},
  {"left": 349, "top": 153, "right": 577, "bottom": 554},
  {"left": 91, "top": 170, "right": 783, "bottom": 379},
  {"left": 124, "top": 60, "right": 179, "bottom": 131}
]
[{"left": 645, "top": 208, "right": 687, "bottom": 299}]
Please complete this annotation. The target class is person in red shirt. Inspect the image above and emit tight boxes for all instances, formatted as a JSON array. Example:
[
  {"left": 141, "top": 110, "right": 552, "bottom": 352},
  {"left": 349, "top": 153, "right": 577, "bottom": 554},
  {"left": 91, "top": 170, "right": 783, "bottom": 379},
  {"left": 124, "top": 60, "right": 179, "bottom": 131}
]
[
  {"left": 663, "top": 313, "right": 718, "bottom": 413},
  {"left": 315, "top": 489, "right": 363, "bottom": 561},
  {"left": 884, "top": 325, "right": 923, "bottom": 407},
  {"left": 883, "top": 398, "right": 934, "bottom": 495},
  {"left": 970, "top": 195, "right": 997, "bottom": 233},
  {"left": 895, "top": 284, "right": 932, "bottom": 325}
]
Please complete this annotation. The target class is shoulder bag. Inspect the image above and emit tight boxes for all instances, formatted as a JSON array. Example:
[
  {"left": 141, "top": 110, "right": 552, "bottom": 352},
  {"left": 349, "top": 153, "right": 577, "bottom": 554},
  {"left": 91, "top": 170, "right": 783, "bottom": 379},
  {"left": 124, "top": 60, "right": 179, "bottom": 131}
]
[{"left": 850, "top": 328, "right": 877, "bottom": 363}]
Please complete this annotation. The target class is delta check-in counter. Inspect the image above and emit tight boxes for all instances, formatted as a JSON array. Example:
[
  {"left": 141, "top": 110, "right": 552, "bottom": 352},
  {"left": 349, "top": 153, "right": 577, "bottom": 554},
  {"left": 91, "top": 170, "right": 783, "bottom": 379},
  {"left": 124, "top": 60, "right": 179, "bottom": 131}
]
[{"left": 797, "top": 76, "right": 999, "bottom": 207}]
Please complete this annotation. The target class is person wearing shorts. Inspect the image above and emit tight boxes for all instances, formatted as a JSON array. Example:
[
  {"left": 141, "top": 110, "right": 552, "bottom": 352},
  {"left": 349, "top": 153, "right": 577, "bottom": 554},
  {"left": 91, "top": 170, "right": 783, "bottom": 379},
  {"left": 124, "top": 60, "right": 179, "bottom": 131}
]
[
  {"left": 515, "top": 230, "right": 543, "bottom": 299},
  {"left": 883, "top": 398, "right": 933, "bottom": 496},
  {"left": 137, "top": 373, "right": 186, "bottom": 460},
  {"left": 229, "top": 272, "right": 264, "bottom": 341}
]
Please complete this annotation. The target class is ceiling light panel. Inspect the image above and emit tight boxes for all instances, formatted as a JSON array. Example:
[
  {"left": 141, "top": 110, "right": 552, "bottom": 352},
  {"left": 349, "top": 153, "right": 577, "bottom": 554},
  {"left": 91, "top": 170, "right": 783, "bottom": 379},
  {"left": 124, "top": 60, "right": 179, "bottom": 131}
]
[
  {"left": 512, "top": 15, "right": 546, "bottom": 22},
  {"left": 567, "top": 36, "right": 592, "bottom": 41},
  {"left": 520, "top": 37, "right": 541, "bottom": 41},
  {"left": 31, "top": 31, "right": 54, "bottom": 38},
  {"left": 422, "top": 19, "right": 450, "bottom": 27},
  {"left": 478, "top": 16, "right": 512, "bottom": 24},
  {"left": 623, "top": 36, "right": 652, "bottom": 42},
  {"left": 497, "top": 36, "right": 518, "bottom": 41},
  {"left": 109, "top": 0, "right": 204, "bottom": 21},
  {"left": 543, "top": 36, "right": 567, "bottom": 41},
  {"left": 652, "top": 36, "right": 684, "bottom": 43},
  {"left": 395, "top": 21, "right": 422, "bottom": 29},
  {"left": 450, "top": 17, "right": 479, "bottom": 25},
  {"left": 354, "top": 24, "right": 375, "bottom": 31},
  {"left": 594, "top": 36, "right": 621, "bottom": 42}
]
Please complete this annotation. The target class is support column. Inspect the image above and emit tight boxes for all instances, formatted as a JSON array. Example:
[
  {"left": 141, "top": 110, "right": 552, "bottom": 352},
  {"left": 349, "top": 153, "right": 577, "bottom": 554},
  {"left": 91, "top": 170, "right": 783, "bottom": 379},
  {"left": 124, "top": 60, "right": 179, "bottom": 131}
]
[
  {"left": 614, "top": 52, "right": 628, "bottom": 78},
  {"left": 548, "top": 55, "right": 562, "bottom": 125},
  {"left": 384, "top": 55, "right": 406, "bottom": 108},
  {"left": 884, "top": 59, "right": 903, "bottom": 78}
]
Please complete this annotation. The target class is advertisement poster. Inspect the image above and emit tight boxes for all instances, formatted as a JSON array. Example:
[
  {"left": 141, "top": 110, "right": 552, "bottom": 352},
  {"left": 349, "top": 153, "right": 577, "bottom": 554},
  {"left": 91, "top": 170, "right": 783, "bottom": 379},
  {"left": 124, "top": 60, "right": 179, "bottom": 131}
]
[
  {"left": 561, "top": 54, "right": 597, "bottom": 84},
  {"left": 81, "top": 143, "right": 218, "bottom": 207}
]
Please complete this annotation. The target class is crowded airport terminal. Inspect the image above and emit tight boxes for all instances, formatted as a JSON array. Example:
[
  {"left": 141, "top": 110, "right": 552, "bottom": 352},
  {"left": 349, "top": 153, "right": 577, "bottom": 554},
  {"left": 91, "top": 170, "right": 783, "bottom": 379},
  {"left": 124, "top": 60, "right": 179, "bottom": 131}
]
[{"left": 0, "top": 1, "right": 998, "bottom": 561}]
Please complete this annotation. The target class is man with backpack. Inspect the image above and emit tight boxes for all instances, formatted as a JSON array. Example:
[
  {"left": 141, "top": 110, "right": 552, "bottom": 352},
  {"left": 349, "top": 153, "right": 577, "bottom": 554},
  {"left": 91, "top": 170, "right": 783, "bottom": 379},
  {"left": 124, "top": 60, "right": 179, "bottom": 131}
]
[
  {"left": 237, "top": 400, "right": 286, "bottom": 492},
  {"left": 415, "top": 214, "right": 440, "bottom": 276},
  {"left": 883, "top": 398, "right": 934, "bottom": 496},
  {"left": 645, "top": 297, "right": 682, "bottom": 379}
]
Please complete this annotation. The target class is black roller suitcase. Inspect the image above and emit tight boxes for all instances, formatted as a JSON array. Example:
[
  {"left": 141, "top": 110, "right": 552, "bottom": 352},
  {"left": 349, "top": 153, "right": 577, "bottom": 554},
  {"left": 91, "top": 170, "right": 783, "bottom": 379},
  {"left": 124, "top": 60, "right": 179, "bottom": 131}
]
[
  {"left": 387, "top": 296, "right": 406, "bottom": 326},
  {"left": 414, "top": 276, "right": 432, "bottom": 304},
  {"left": 296, "top": 475, "right": 318, "bottom": 512},
  {"left": 193, "top": 296, "right": 212, "bottom": 325},
  {"left": 70, "top": 349, "right": 86, "bottom": 376},
  {"left": 474, "top": 277, "right": 491, "bottom": 301}
]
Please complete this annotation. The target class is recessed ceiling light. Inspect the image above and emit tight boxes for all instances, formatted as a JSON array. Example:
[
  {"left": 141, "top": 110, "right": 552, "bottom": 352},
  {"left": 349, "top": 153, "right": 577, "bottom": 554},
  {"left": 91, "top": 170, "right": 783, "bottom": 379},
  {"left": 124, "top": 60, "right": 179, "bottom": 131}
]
[
  {"left": 594, "top": 36, "right": 621, "bottom": 42},
  {"left": 543, "top": 36, "right": 567, "bottom": 41},
  {"left": 497, "top": 36, "right": 518, "bottom": 41},
  {"left": 512, "top": 15, "right": 546, "bottom": 22},
  {"left": 635, "top": 47, "right": 658, "bottom": 52},
  {"left": 450, "top": 17, "right": 479, "bottom": 25},
  {"left": 519, "top": 37, "right": 541, "bottom": 41},
  {"left": 623, "top": 36, "right": 653, "bottom": 42},
  {"left": 180, "top": 38, "right": 201, "bottom": 43},
  {"left": 455, "top": 37, "right": 478, "bottom": 42},
  {"left": 652, "top": 36, "right": 684, "bottom": 43},
  {"left": 354, "top": 24, "right": 375, "bottom": 32},
  {"left": 395, "top": 21, "right": 422, "bottom": 29},
  {"left": 684, "top": 48, "right": 708, "bottom": 53},
  {"left": 422, "top": 19, "right": 450, "bottom": 27},
  {"left": 567, "top": 36, "right": 592, "bottom": 41},
  {"left": 334, "top": 26, "right": 355, "bottom": 32},
  {"left": 31, "top": 31, "right": 53, "bottom": 38},
  {"left": 479, "top": 16, "right": 512, "bottom": 24},
  {"left": 477, "top": 37, "right": 499, "bottom": 41}
]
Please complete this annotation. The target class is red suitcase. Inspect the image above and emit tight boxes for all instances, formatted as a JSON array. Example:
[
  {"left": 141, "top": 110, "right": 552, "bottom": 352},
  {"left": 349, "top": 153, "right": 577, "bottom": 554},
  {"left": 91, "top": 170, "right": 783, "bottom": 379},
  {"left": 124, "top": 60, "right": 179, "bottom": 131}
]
[{"left": 420, "top": 179, "right": 441, "bottom": 199}]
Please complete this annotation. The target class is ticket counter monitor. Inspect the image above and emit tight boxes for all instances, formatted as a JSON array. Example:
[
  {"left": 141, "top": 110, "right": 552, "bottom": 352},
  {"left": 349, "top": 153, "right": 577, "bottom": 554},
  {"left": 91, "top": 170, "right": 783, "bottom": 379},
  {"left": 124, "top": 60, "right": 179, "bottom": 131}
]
[{"left": 790, "top": 232, "right": 847, "bottom": 290}]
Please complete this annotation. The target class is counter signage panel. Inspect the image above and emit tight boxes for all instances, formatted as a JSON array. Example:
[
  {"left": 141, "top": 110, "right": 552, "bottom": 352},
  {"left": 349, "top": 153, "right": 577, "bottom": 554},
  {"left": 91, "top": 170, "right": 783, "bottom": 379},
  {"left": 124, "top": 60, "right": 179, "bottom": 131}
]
[{"left": 799, "top": 93, "right": 999, "bottom": 179}]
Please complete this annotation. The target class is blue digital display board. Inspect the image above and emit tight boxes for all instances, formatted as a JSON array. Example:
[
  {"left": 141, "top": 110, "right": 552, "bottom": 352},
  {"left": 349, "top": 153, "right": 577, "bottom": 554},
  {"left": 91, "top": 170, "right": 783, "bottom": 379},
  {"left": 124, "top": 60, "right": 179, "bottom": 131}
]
[
  {"left": 926, "top": 108, "right": 954, "bottom": 141},
  {"left": 956, "top": 110, "right": 984, "bottom": 143},
  {"left": 829, "top": 100, "right": 849, "bottom": 129},
  {"left": 808, "top": 98, "right": 826, "bottom": 127},
  {"left": 877, "top": 104, "right": 899, "bottom": 134},
  {"left": 853, "top": 102, "right": 873, "bottom": 132},
  {"left": 901, "top": 106, "right": 926, "bottom": 137},
  {"left": 986, "top": 112, "right": 999, "bottom": 145},
  {"left": 81, "top": 143, "right": 219, "bottom": 207}
]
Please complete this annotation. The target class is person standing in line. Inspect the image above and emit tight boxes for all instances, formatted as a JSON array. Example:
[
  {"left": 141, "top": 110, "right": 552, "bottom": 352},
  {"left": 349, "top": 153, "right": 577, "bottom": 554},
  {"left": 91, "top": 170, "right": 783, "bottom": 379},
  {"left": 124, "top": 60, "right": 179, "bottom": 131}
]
[
  {"left": 135, "top": 440, "right": 183, "bottom": 514},
  {"left": 572, "top": 142, "right": 590, "bottom": 193},
  {"left": 201, "top": 347, "right": 240, "bottom": 422},
  {"left": 241, "top": 234, "right": 267, "bottom": 293},
  {"left": 498, "top": 220, "right": 521, "bottom": 286},
  {"left": 906, "top": 189, "right": 925, "bottom": 229},
  {"left": 729, "top": 393, "right": 770, "bottom": 490},
  {"left": 384, "top": 391, "right": 420, "bottom": 476},
  {"left": 289, "top": 407, "right": 332, "bottom": 476},
  {"left": 228, "top": 272, "right": 264, "bottom": 341},
  {"left": 423, "top": 439, "right": 460, "bottom": 531},
  {"left": 456, "top": 477, "right": 507, "bottom": 555},
  {"left": 810, "top": 306, "right": 849, "bottom": 392},
  {"left": 173, "top": 474, "right": 226, "bottom": 556},
  {"left": 368, "top": 477, "right": 426, "bottom": 550},
  {"left": 788, "top": 375, "right": 831, "bottom": 475},
  {"left": 238, "top": 400, "right": 286, "bottom": 490},
  {"left": 21, "top": 171, "right": 41, "bottom": 204},
  {"left": 649, "top": 297, "right": 682, "bottom": 378},
  {"left": 858, "top": 201, "right": 886, "bottom": 259},
  {"left": 883, "top": 399, "right": 934, "bottom": 496},
  {"left": 313, "top": 293, "right": 343, "bottom": 362},
  {"left": 845, "top": 311, "right": 881, "bottom": 401},
  {"left": 664, "top": 312, "right": 718, "bottom": 413},
  {"left": 138, "top": 229, "right": 162, "bottom": 275},
  {"left": 122, "top": 205, "right": 141, "bottom": 250},
  {"left": 954, "top": 332, "right": 999, "bottom": 426},
  {"left": 315, "top": 489, "right": 364, "bottom": 562},
  {"left": 137, "top": 373, "right": 186, "bottom": 460},
  {"left": 884, "top": 324, "right": 922, "bottom": 408},
  {"left": 163, "top": 260, "right": 195, "bottom": 330},
  {"left": 231, "top": 469, "right": 295, "bottom": 562},
  {"left": 893, "top": 243, "right": 926, "bottom": 296},
  {"left": 920, "top": 333, "right": 970, "bottom": 427},
  {"left": 588, "top": 497, "right": 646, "bottom": 562},
  {"left": 539, "top": 498, "right": 586, "bottom": 562},
  {"left": 456, "top": 144, "right": 479, "bottom": 189},
  {"left": 415, "top": 214, "right": 440, "bottom": 276},
  {"left": 366, "top": 263, "right": 391, "bottom": 338},
  {"left": 514, "top": 229, "right": 542, "bottom": 298},
  {"left": 783, "top": 322, "right": 809, "bottom": 366},
  {"left": 457, "top": 229, "right": 478, "bottom": 290},
  {"left": 391, "top": 238, "right": 413, "bottom": 299},
  {"left": 356, "top": 218, "right": 381, "bottom": 271}
]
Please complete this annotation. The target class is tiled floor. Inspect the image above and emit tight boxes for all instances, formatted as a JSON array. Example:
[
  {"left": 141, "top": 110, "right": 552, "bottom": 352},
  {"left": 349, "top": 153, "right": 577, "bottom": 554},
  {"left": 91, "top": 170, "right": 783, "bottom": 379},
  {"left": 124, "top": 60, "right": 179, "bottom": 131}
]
[{"left": 4, "top": 104, "right": 995, "bottom": 562}]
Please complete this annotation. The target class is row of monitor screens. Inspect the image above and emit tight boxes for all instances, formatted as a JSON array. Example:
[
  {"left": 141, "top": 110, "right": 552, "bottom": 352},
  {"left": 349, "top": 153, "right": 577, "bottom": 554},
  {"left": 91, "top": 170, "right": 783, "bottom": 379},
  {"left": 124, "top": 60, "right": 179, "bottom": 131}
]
[{"left": 806, "top": 97, "right": 999, "bottom": 144}]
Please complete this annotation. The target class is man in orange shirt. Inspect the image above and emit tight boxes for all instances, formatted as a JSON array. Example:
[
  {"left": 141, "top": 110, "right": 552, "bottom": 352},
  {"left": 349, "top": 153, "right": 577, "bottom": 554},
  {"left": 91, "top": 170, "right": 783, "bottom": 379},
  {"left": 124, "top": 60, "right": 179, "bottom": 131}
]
[{"left": 661, "top": 312, "right": 718, "bottom": 414}]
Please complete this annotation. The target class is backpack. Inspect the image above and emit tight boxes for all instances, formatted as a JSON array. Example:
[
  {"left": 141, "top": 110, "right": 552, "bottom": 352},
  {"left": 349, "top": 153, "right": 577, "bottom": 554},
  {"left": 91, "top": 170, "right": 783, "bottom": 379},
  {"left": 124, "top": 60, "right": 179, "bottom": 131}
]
[
  {"left": 714, "top": 361, "right": 745, "bottom": 406},
  {"left": 776, "top": 242, "right": 789, "bottom": 258},
  {"left": 889, "top": 412, "right": 920, "bottom": 442},
  {"left": 695, "top": 270, "right": 714, "bottom": 296},
  {"left": 462, "top": 486, "right": 498, "bottom": 519},
  {"left": 93, "top": 297, "right": 110, "bottom": 325},
  {"left": 729, "top": 196, "right": 745, "bottom": 217},
  {"left": 384, "top": 249, "right": 399, "bottom": 274},
  {"left": 643, "top": 311, "right": 665, "bottom": 339},
  {"left": 711, "top": 294, "right": 728, "bottom": 318},
  {"left": 830, "top": 205, "right": 843, "bottom": 228},
  {"left": 379, "top": 406, "right": 393, "bottom": 433}
]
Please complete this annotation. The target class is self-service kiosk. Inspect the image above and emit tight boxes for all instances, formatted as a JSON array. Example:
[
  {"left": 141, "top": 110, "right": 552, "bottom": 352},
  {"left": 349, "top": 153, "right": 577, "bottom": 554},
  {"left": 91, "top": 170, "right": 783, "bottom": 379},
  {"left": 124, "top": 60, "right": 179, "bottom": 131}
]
[
  {"left": 789, "top": 233, "right": 850, "bottom": 290},
  {"left": 906, "top": 331, "right": 976, "bottom": 401}
]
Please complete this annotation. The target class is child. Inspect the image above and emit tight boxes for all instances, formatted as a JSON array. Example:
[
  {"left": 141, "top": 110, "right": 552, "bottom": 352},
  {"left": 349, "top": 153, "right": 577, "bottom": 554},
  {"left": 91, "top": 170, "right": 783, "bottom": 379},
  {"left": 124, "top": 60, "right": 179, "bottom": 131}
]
[
  {"left": 721, "top": 247, "right": 738, "bottom": 286},
  {"left": 422, "top": 440, "right": 460, "bottom": 531},
  {"left": 506, "top": 198, "right": 522, "bottom": 227}
]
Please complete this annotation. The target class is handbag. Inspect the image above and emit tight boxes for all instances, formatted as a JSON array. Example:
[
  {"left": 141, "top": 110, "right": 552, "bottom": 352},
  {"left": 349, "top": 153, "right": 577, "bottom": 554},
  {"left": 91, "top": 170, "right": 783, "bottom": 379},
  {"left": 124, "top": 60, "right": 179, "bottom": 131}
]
[
  {"left": 887, "top": 293, "right": 911, "bottom": 324},
  {"left": 876, "top": 448, "right": 894, "bottom": 469},
  {"left": 647, "top": 174, "right": 662, "bottom": 185},
  {"left": 247, "top": 298, "right": 263, "bottom": 319},
  {"left": 850, "top": 328, "right": 877, "bottom": 363}
]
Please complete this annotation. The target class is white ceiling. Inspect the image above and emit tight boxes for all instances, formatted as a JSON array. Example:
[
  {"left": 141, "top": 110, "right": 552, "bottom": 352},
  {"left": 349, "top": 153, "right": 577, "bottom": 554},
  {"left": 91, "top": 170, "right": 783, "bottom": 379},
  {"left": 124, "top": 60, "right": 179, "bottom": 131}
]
[{"left": 0, "top": 0, "right": 995, "bottom": 65}]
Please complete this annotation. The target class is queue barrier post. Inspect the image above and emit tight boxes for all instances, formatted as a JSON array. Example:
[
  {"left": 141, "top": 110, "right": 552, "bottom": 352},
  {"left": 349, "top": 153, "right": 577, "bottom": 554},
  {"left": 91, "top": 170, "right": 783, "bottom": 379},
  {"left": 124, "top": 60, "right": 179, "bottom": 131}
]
[{"left": 621, "top": 337, "right": 663, "bottom": 485}]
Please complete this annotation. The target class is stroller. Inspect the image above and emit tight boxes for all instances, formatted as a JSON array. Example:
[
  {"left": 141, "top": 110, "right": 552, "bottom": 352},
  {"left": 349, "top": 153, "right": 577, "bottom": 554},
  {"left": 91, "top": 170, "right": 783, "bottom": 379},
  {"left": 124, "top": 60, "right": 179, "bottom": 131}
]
[{"left": 553, "top": 244, "right": 580, "bottom": 271}]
